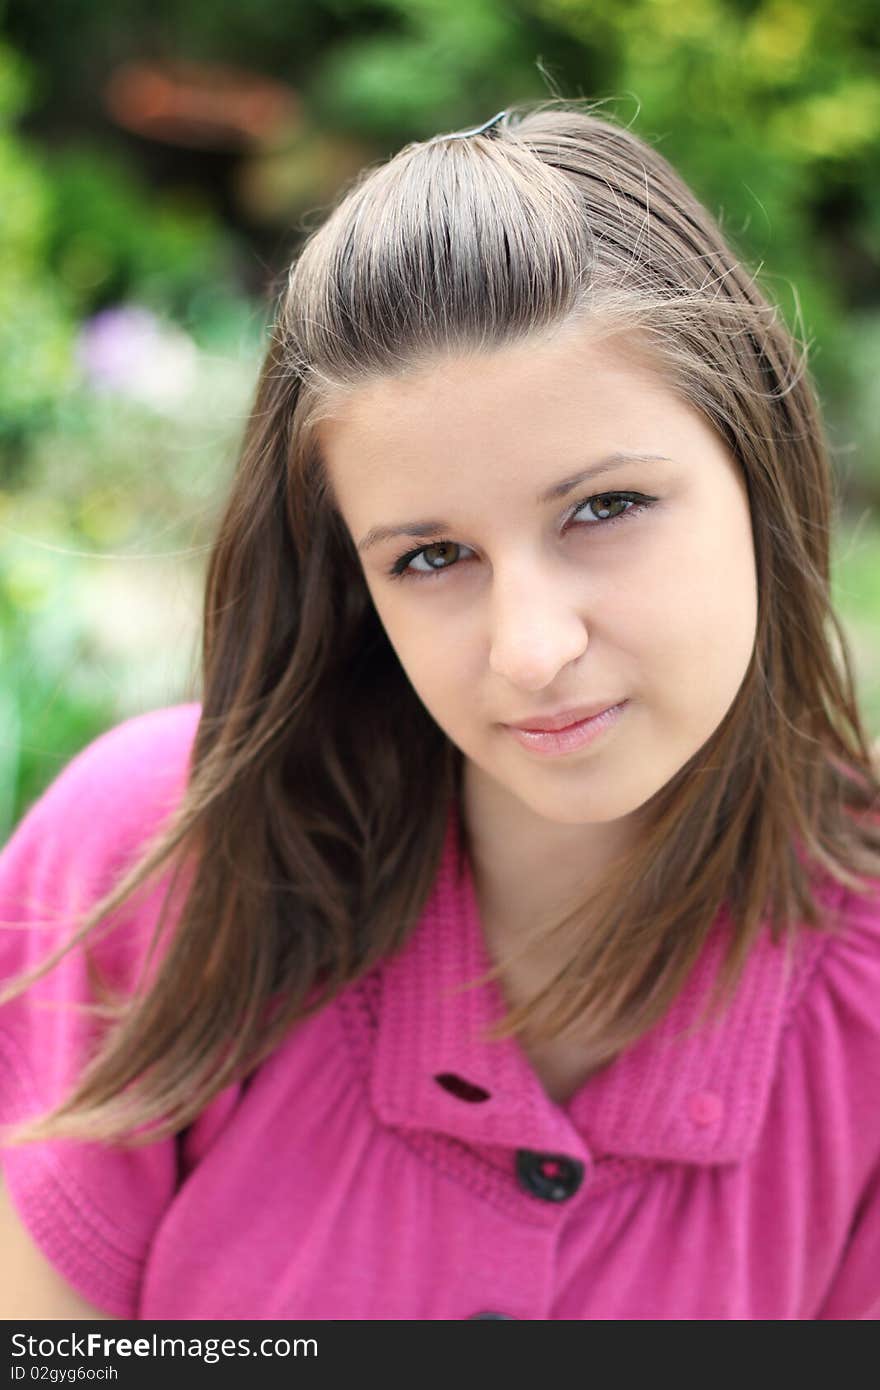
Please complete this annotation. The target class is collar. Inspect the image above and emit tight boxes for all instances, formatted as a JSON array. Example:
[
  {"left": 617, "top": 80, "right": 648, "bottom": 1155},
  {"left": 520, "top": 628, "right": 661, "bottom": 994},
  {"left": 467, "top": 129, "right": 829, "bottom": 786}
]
[{"left": 369, "top": 801, "right": 831, "bottom": 1166}]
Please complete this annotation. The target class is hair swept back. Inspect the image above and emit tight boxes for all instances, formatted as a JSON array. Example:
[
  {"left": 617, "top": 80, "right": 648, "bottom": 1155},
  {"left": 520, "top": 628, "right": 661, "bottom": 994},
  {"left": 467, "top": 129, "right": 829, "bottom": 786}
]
[{"left": 2, "top": 96, "right": 879, "bottom": 1147}]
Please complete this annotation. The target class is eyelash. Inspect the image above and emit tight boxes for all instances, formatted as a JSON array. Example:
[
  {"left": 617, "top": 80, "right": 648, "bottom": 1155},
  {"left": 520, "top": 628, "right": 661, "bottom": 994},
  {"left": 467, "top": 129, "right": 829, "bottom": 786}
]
[{"left": 386, "top": 491, "right": 657, "bottom": 582}]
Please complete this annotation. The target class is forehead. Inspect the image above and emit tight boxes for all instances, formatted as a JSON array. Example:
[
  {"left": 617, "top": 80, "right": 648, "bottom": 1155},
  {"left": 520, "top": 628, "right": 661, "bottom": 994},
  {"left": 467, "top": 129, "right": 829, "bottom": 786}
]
[{"left": 315, "top": 328, "right": 684, "bottom": 480}]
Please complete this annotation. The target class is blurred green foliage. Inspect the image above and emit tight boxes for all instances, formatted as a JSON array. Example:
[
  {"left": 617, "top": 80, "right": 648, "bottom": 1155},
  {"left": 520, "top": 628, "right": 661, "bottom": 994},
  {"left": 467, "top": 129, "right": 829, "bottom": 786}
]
[
  {"left": 0, "top": 0, "right": 878, "bottom": 832},
  {"left": 0, "top": 521, "right": 120, "bottom": 839},
  {"left": 6, "top": 0, "right": 879, "bottom": 467},
  {"left": 0, "top": 31, "right": 265, "bottom": 835},
  {"left": 0, "top": 330, "right": 264, "bottom": 840},
  {"left": 0, "top": 40, "right": 76, "bottom": 453},
  {"left": 0, "top": 31, "right": 249, "bottom": 476},
  {"left": 45, "top": 149, "right": 242, "bottom": 324}
]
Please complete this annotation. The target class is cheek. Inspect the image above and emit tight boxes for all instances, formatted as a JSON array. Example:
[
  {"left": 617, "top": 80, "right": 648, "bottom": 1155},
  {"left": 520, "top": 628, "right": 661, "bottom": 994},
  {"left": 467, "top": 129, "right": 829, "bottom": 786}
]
[
  {"left": 368, "top": 589, "right": 421, "bottom": 669},
  {"left": 628, "top": 517, "right": 757, "bottom": 711},
  {"left": 368, "top": 589, "right": 471, "bottom": 715}
]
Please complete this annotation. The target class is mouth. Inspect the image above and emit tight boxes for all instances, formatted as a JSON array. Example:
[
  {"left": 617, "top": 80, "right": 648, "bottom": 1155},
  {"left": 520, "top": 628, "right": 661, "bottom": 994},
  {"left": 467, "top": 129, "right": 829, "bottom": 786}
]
[
  {"left": 504, "top": 698, "right": 627, "bottom": 733},
  {"left": 503, "top": 700, "right": 629, "bottom": 757}
]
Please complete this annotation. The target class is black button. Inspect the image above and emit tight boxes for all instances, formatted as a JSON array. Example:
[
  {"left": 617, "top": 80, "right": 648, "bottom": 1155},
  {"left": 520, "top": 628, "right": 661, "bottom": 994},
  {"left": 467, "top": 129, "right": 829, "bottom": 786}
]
[
  {"left": 434, "top": 1072, "right": 491, "bottom": 1103},
  {"left": 467, "top": 1311, "right": 517, "bottom": 1319},
  {"left": 515, "top": 1149, "right": 585, "bottom": 1202}
]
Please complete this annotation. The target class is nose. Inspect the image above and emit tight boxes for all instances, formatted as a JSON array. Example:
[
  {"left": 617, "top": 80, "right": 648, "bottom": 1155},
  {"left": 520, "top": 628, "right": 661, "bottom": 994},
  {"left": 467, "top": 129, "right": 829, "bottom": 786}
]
[{"left": 487, "top": 566, "right": 589, "bottom": 690}]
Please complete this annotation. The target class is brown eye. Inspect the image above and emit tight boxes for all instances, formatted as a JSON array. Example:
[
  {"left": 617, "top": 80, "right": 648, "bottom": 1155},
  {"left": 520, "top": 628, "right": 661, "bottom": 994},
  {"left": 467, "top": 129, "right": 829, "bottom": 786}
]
[
  {"left": 587, "top": 494, "right": 630, "bottom": 521},
  {"left": 421, "top": 542, "right": 461, "bottom": 570},
  {"left": 388, "top": 536, "right": 475, "bottom": 580}
]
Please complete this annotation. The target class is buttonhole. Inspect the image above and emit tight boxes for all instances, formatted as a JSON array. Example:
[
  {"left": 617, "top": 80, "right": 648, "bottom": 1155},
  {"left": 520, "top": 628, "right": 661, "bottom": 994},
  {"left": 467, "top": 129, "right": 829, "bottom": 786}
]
[{"left": 434, "top": 1072, "right": 491, "bottom": 1103}]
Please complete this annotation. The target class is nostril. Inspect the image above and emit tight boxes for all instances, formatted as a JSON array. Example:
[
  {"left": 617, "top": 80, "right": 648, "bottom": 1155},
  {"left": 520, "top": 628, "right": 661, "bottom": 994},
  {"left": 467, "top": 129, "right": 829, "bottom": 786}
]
[{"left": 434, "top": 1072, "right": 492, "bottom": 1103}]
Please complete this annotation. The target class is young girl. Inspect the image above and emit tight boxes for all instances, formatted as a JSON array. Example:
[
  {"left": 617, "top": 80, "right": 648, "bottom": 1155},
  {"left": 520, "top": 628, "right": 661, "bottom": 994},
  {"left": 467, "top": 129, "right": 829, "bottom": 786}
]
[{"left": 1, "top": 99, "right": 879, "bottom": 1322}]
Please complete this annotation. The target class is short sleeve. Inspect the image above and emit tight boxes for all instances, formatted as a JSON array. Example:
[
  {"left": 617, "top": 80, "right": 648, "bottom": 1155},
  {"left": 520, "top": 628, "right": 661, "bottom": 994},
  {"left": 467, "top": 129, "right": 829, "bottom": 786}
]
[
  {"left": 0, "top": 703, "right": 203, "bottom": 1318},
  {"left": 803, "top": 875, "right": 880, "bottom": 1319},
  {"left": 815, "top": 1158, "right": 880, "bottom": 1319}
]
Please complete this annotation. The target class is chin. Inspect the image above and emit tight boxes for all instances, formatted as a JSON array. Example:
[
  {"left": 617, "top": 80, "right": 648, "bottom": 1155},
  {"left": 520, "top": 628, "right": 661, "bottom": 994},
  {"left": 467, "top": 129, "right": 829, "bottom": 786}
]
[{"left": 515, "top": 783, "right": 641, "bottom": 826}]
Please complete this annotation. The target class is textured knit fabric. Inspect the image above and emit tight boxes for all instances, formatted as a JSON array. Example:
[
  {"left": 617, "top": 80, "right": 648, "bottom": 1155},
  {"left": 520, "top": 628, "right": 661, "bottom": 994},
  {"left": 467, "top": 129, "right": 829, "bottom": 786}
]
[{"left": 1, "top": 703, "right": 878, "bottom": 1320}]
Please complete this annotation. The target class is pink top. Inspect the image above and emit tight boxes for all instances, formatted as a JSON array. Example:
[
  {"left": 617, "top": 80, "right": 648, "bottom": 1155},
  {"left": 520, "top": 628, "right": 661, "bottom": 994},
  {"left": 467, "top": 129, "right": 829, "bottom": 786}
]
[{"left": 1, "top": 703, "right": 879, "bottom": 1320}]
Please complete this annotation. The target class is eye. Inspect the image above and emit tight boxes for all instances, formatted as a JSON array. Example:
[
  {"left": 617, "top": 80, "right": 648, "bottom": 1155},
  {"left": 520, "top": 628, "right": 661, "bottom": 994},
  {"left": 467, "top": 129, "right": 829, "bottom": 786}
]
[
  {"left": 572, "top": 493, "right": 638, "bottom": 524},
  {"left": 386, "top": 491, "right": 655, "bottom": 582},
  {"left": 389, "top": 538, "right": 473, "bottom": 580}
]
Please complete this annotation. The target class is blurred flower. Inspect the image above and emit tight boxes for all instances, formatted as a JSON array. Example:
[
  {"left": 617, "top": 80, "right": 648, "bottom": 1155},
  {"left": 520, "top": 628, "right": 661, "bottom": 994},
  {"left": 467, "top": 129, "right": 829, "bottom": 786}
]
[
  {"left": 76, "top": 304, "right": 197, "bottom": 409},
  {"left": 103, "top": 60, "right": 301, "bottom": 151}
]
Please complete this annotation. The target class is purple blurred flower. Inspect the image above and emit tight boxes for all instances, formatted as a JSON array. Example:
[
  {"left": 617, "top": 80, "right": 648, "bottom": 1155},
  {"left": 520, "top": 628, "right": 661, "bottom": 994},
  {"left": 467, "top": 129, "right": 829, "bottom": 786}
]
[{"left": 76, "top": 304, "right": 197, "bottom": 407}]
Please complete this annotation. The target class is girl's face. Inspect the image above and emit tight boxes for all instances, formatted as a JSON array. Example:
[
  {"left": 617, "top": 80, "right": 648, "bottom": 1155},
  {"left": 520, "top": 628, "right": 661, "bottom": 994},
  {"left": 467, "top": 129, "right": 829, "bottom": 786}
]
[{"left": 318, "top": 326, "right": 758, "bottom": 835}]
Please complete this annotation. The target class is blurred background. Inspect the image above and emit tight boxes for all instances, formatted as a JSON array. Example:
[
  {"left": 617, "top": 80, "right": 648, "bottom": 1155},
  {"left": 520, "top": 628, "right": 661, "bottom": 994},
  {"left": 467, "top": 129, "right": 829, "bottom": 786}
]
[{"left": 0, "top": 0, "right": 878, "bottom": 838}]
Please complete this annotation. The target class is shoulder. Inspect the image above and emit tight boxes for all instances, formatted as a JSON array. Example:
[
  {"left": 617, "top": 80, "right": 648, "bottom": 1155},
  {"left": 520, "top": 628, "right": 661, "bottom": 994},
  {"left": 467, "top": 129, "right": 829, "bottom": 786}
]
[
  {"left": 3, "top": 703, "right": 202, "bottom": 874},
  {"left": 791, "top": 874, "right": 880, "bottom": 1032},
  {"left": 781, "top": 875, "right": 880, "bottom": 1169},
  {"left": 0, "top": 702, "right": 221, "bottom": 1323},
  {"left": 0, "top": 702, "right": 203, "bottom": 985},
  {"left": 21, "top": 702, "right": 201, "bottom": 838},
  {"left": 54, "top": 700, "right": 202, "bottom": 785}
]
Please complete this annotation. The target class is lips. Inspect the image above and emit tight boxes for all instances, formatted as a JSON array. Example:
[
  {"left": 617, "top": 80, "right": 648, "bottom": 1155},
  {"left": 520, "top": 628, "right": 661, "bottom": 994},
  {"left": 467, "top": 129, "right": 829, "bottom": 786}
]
[{"left": 505, "top": 701, "right": 625, "bottom": 733}]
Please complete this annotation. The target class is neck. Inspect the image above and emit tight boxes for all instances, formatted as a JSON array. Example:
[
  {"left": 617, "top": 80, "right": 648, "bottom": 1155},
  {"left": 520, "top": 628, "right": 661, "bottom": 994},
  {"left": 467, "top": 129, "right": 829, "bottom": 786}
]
[
  {"left": 459, "top": 764, "right": 634, "bottom": 1095},
  {"left": 461, "top": 760, "right": 633, "bottom": 956}
]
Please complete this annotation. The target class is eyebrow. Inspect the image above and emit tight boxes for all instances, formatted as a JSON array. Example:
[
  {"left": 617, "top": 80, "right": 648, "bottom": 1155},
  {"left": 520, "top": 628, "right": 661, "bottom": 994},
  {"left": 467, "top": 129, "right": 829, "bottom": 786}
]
[{"left": 356, "top": 451, "right": 674, "bottom": 553}]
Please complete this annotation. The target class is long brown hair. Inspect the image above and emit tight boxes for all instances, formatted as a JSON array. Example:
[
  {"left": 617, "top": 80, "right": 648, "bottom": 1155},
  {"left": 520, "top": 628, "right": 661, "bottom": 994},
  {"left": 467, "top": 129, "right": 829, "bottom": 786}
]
[{"left": 3, "top": 97, "right": 879, "bottom": 1147}]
